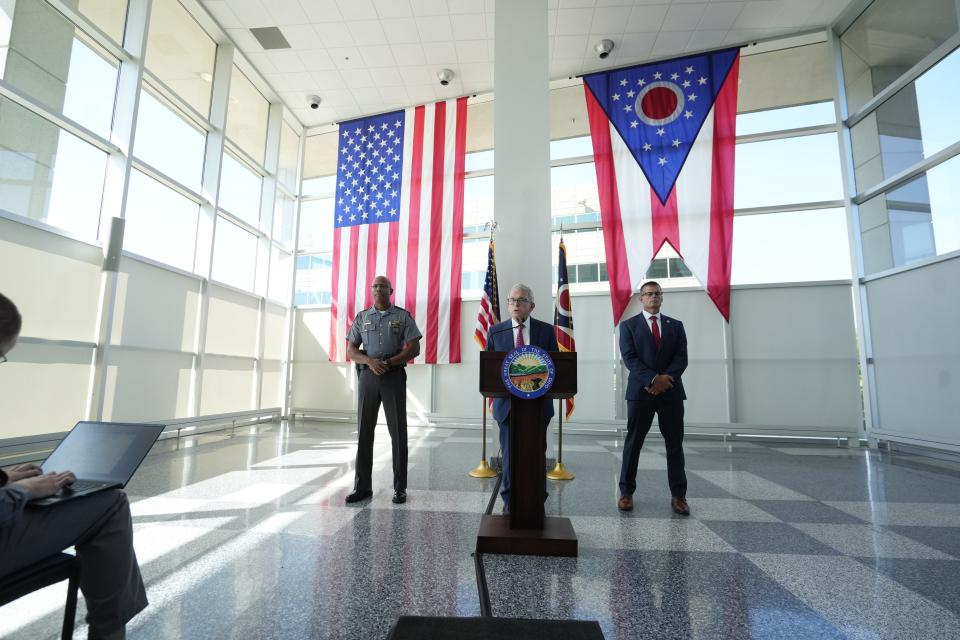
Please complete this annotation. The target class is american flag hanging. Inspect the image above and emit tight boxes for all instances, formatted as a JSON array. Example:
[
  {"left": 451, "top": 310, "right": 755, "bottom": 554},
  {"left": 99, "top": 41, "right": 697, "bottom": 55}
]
[
  {"left": 554, "top": 238, "right": 575, "bottom": 420},
  {"left": 583, "top": 48, "right": 740, "bottom": 323},
  {"left": 473, "top": 238, "right": 500, "bottom": 349},
  {"left": 329, "top": 98, "right": 468, "bottom": 364}
]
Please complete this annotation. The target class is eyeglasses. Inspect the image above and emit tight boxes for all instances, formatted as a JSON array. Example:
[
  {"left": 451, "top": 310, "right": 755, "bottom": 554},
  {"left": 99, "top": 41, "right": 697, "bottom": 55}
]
[
  {"left": 371, "top": 284, "right": 391, "bottom": 290},
  {"left": 507, "top": 297, "right": 531, "bottom": 305},
  {"left": 640, "top": 291, "right": 663, "bottom": 298}
]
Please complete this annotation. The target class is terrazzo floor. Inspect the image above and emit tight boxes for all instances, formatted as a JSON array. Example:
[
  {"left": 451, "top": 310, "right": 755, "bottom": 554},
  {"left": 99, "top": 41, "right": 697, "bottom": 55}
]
[{"left": 4, "top": 420, "right": 960, "bottom": 639}]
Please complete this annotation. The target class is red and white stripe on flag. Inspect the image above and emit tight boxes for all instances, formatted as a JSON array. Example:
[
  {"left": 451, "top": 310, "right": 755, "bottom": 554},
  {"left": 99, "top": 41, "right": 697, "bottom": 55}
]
[
  {"left": 584, "top": 55, "right": 739, "bottom": 324},
  {"left": 329, "top": 97, "right": 468, "bottom": 363}
]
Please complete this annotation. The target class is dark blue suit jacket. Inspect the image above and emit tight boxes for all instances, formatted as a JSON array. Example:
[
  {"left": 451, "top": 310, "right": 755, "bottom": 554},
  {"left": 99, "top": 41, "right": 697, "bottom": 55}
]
[
  {"left": 620, "top": 312, "right": 688, "bottom": 402},
  {"left": 487, "top": 317, "right": 559, "bottom": 424}
]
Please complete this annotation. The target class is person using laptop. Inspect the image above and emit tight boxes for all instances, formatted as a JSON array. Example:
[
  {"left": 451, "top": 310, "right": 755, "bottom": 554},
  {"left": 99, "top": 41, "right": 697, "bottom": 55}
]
[{"left": 0, "top": 292, "right": 147, "bottom": 640}]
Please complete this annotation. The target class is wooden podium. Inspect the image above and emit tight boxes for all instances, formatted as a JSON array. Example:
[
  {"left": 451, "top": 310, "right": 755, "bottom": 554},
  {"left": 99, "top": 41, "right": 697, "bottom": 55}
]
[{"left": 476, "top": 351, "right": 578, "bottom": 557}]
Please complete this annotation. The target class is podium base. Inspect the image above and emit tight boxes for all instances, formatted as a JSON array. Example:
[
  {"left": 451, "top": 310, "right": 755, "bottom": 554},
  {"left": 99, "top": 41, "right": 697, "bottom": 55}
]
[{"left": 476, "top": 515, "right": 578, "bottom": 557}]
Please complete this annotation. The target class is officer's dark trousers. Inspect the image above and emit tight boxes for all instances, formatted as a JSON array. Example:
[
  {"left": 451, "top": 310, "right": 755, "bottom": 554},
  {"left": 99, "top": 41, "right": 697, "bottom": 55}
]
[
  {"left": 618, "top": 394, "right": 687, "bottom": 498},
  {"left": 354, "top": 367, "right": 408, "bottom": 493}
]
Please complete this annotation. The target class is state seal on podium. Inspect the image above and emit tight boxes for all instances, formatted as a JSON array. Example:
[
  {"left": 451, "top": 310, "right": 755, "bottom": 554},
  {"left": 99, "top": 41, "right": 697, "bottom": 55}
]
[{"left": 501, "top": 345, "right": 555, "bottom": 399}]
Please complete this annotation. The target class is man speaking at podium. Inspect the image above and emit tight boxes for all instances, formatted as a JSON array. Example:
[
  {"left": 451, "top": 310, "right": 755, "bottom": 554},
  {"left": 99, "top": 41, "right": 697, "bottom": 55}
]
[{"left": 486, "top": 283, "right": 558, "bottom": 512}]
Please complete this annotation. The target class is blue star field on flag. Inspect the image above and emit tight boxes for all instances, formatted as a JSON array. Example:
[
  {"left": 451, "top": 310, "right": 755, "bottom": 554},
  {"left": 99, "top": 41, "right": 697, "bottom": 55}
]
[
  {"left": 334, "top": 111, "right": 406, "bottom": 229},
  {"left": 583, "top": 48, "right": 739, "bottom": 205}
]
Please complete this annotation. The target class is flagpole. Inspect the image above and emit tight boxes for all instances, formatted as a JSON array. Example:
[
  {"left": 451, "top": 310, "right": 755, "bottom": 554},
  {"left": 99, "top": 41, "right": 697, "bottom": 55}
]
[
  {"left": 469, "top": 398, "right": 497, "bottom": 478},
  {"left": 469, "top": 220, "right": 499, "bottom": 479},
  {"left": 548, "top": 399, "right": 574, "bottom": 480},
  {"left": 549, "top": 227, "right": 574, "bottom": 481}
]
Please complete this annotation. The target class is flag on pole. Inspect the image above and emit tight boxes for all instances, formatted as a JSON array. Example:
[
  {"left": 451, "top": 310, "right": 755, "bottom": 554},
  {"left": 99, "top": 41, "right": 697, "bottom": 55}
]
[
  {"left": 583, "top": 48, "right": 740, "bottom": 323},
  {"left": 473, "top": 238, "right": 501, "bottom": 349},
  {"left": 329, "top": 97, "right": 468, "bottom": 363},
  {"left": 554, "top": 238, "right": 575, "bottom": 420}
]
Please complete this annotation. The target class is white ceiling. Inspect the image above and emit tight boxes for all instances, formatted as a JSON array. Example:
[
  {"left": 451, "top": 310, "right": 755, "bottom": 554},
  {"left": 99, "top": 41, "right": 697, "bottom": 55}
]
[{"left": 200, "top": 0, "right": 858, "bottom": 129}]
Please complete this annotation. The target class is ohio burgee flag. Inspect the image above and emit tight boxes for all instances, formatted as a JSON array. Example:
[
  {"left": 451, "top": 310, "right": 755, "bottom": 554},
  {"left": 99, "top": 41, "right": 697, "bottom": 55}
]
[{"left": 583, "top": 48, "right": 740, "bottom": 322}]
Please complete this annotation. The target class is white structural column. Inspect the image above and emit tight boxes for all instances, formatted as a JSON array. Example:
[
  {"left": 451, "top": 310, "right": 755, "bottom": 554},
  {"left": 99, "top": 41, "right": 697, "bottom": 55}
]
[
  {"left": 829, "top": 28, "right": 874, "bottom": 442},
  {"left": 86, "top": 0, "right": 151, "bottom": 421},
  {"left": 493, "top": 0, "right": 552, "bottom": 306},
  {"left": 254, "top": 102, "right": 284, "bottom": 408},
  {"left": 189, "top": 42, "right": 234, "bottom": 417}
]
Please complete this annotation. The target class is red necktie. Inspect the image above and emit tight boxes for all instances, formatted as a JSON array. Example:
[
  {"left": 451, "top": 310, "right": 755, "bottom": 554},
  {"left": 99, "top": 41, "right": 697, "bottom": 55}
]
[
  {"left": 651, "top": 316, "right": 661, "bottom": 350},
  {"left": 516, "top": 323, "right": 525, "bottom": 347}
]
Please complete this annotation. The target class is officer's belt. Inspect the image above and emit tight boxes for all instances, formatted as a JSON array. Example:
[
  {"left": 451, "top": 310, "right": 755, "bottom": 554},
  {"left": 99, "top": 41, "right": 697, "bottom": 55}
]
[{"left": 355, "top": 355, "right": 405, "bottom": 371}]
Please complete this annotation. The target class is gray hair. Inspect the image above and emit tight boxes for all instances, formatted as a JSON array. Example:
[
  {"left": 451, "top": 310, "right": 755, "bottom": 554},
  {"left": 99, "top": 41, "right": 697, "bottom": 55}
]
[{"left": 509, "top": 283, "right": 534, "bottom": 304}]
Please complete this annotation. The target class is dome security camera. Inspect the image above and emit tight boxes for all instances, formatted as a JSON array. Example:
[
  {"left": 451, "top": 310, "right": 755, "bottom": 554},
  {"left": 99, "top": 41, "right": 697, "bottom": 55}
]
[
  {"left": 308, "top": 95, "right": 322, "bottom": 110},
  {"left": 437, "top": 69, "right": 454, "bottom": 87},
  {"left": 595, "top": 39, "right": 614, "bottom": 59}
]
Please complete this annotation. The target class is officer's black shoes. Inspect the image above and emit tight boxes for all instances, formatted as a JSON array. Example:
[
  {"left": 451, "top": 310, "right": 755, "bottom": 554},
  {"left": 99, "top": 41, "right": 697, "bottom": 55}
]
[
  {"left": 392, "top": 490, "right": 407, "bottom": 504},
  {"left": 345, "top": 489, "right": 373, "bottom": 504}
]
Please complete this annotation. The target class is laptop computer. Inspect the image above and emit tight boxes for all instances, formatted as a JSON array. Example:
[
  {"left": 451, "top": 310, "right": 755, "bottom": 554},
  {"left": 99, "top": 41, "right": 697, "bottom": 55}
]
[{"left": 29, "top": 421, "right": 165, "bottom": 507}]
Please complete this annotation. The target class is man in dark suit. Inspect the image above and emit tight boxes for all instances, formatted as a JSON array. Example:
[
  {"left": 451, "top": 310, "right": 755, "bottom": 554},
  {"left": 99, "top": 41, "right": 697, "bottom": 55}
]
[
  {"left": 486, "top": 283, "right": 558, "bottom": 512},
  {"left": 617, "top": 280, "right": 690, "bottom": 515}
]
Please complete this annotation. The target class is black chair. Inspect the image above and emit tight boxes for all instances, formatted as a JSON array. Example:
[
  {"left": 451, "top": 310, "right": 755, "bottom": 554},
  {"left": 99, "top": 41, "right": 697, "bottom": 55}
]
[{"left": 0, "top": 552, "right": 80, "bottom": 639}]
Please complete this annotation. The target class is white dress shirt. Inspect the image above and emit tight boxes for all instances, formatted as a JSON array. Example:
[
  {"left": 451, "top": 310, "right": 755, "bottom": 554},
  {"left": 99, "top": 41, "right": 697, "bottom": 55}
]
[
  {"left": 511, "top": 318, "right": 529, "bottom": 346},
  {"left": 641, "top": 310, "right": 662, "bottom": 335}
]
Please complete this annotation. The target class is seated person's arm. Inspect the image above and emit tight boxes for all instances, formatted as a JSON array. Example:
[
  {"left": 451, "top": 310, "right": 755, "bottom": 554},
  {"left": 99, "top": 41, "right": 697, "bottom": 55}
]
[{"left": 1, "top": 467, "right": 77, "bottom": 527}]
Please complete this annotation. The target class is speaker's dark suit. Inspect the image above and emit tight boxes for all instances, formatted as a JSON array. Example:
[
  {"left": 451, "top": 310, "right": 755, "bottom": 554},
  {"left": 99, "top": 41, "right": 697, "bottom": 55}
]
[
  {"left": 618, "top": 311, "right": 688, "bottom": 498},
  {"left": 487, "top": 317, "right": 558, "bottom": 508}
]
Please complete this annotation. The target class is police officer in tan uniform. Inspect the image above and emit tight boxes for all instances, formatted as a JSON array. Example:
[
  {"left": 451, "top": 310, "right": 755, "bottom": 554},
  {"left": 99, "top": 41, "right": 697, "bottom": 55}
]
[{"left": 345, "top": 275, "right": 422, "bottom": 505}]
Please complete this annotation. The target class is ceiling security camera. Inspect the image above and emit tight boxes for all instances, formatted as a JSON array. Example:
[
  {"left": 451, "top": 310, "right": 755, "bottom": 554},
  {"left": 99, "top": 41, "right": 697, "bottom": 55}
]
[
  {"left": 595, "top": 39, "right": 614, "bottom": 59},
  {"left": 437, "top": 69, "right": 454, "bottom": 86},
  {"left": 308, "top": 95, "right": 321, "bottom": 110}
]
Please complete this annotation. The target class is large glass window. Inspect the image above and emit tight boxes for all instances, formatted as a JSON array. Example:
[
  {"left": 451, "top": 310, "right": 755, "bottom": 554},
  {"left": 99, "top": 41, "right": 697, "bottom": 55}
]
[
  {"left": 460, "top": 236, "right": 489, "bottom": 295},
  {"left": 219, "top": 152, "right": 262, "bottom": 227},
  {"left": 465, "top": 148, "right": 494, "bottom": 171},
  {"left": 133, "top": 87, "right": 206, "bottom": 190},
  {"left": 273, "top": 192, "right": 295, "bottom": 248},
  {"left": 212, "top": 216, "right": 257, "bottom": 290},
  {"left": 144, "top": 0, "right": 215, "bottom": 117},
  {"left": 268, "top": 247, "right": 291, "bottom": 303},
  {"left": 0, "top": 97, "right": 107, "bottom": 237},
  {"left": 735, "top": 134, "right": 844, "bottom": 209},
  {"left": 124, "top": 170, "right": 199, "bottom": 271},
  {"left": 294, "top": 255, "right": 332, "bottom": 305},
  {"left": 302, "top": 132, "right": 338, "bottom": 187},
  {"left": 736, "top": 102, "right": 835, "bottom": 136},
  {"left": 550, "top": 163, "right": 600, "bottom": 225},
  {"left": 841, "top": 0, "right": 959, "bottom": 113},
  {"left": 278, "top": 121, "right": 300, "bottom": 191},
  {"left": 463, "top": 175, "right": 493, "bottom": 233},
  {"left": 0, "top": 0, "right": 118, "bottom": 138},
  {"left": 225, "top": 66, "right": 269, "bottom": 164},
  {"left": 76, "top": 0, "right": 128, "bottom": 44},
  {"left": 732, "top": 209, "right": 852, "bottom": 284},
  {"left": 300, "top": 175, "right": 335, "bottom": 200},
  {"left": 550, "top": 136, "right": 592, "bottom": 161},
  {"left": 859, "top": 153, "right": 960, "bottom": 274},
  {"left": 298, "top": 198, "right": 333, "bottom": 253},
  {"left": 850, "top": 47, "right": 960, "bottom": 192},
  {"left": 550, "top": 228, "right": 607, "bottom": 292}
]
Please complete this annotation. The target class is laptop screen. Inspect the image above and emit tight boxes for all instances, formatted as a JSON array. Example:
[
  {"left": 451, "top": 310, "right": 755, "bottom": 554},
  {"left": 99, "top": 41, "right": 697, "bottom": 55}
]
[{"left": 41, "top": 421, "right": 165, "bottom": 484}]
